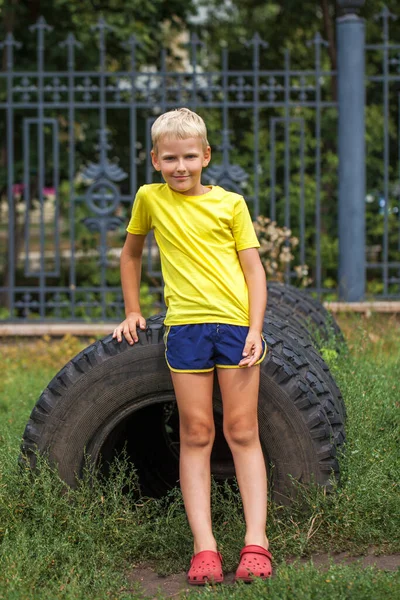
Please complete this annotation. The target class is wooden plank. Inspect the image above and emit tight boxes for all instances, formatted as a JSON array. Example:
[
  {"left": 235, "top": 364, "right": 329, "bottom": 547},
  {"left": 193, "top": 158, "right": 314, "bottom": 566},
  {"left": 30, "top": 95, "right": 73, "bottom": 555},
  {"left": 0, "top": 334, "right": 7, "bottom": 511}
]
[
  {"left": 325, "top": 302, "right": 400, "bottom": 313},
  {"left": 0, "top": 324, "right": 116, "bottom": 337}
]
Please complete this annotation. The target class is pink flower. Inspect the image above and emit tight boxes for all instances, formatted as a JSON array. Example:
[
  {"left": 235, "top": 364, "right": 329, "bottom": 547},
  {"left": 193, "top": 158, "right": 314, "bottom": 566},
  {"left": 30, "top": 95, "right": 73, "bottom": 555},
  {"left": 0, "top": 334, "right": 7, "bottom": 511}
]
[
  {"left": 42, "top": 187, "right": 56, "bottom": 197},
  {"left": 12, "top": 183, "right": 25, "bottom": 195}
]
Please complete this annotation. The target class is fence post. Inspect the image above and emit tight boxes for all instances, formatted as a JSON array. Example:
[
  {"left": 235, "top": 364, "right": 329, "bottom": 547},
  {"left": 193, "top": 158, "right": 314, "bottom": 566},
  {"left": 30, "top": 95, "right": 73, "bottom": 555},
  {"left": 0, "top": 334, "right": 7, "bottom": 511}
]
[{"left": 337, "top": 1, "right": 366, "bottom": 301}]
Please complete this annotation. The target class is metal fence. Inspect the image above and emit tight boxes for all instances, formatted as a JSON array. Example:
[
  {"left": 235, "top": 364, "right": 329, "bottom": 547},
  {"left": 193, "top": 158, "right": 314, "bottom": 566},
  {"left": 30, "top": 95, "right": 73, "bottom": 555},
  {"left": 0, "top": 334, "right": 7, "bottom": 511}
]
[
  {"left": 0, "top": 3, "right": 399, "bottom": 322},
  {"left": 365, "top": 5, "right": 400, "bottom": 298}
]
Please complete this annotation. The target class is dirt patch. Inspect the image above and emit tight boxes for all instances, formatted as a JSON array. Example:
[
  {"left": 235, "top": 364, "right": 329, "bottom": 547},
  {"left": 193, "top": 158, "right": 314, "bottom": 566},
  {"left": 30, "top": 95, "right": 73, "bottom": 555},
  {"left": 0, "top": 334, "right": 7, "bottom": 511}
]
[
  {"left": 288, "top": 547, "right": 400, "bottom": 571},
  {"left": 127, "top": 549, "right": 400, "bottom": 599}
]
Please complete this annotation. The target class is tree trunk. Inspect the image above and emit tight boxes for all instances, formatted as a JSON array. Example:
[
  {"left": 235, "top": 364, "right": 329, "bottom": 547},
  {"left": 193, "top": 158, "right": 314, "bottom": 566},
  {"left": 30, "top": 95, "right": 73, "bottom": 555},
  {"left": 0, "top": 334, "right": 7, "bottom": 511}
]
[
  {"left": 0, "top": 1, "right": 18, "bottom": 310},
  {"left": 0, "top": 0, "right": 35, "bottom": 312},
  {"left": 321, "top": 0, "right": 337, "bottom": 101},
  {"left": 318, "top": 0, "right": 339, "bottom": 244}
]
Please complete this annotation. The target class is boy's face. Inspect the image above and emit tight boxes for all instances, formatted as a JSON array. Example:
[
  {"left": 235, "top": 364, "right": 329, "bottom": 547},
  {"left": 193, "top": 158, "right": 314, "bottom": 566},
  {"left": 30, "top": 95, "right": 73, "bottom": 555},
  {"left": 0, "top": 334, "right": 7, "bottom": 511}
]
[{"left": 151, "top": 137, "right": 211, "bottom": 196}]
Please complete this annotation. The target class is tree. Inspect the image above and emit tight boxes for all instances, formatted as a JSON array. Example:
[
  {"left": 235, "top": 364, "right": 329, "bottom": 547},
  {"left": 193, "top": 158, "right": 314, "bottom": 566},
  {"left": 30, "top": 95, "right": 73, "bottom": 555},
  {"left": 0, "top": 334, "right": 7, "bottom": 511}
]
[
  {"left": 192, "top": 0, "right": 400, "bottom": 293},
  {"left": 0, "top": 0, "right": 197, "bottom": 308}
]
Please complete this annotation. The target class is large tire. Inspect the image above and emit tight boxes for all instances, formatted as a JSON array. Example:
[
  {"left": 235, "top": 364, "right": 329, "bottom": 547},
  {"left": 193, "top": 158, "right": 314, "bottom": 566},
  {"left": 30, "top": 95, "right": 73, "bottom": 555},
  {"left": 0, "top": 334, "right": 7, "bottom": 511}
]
[
  {"left": 265, "top": 301, "right": 315, "bottom": 345},
  {"left": 21, "top": 316, "right": 340, "bottom": 504},
  {"left": 263, "top": 314, "right": 346, "bottom": 444},
  {"left": 267, "top": 282, "right": 345, "bottom": 346}
]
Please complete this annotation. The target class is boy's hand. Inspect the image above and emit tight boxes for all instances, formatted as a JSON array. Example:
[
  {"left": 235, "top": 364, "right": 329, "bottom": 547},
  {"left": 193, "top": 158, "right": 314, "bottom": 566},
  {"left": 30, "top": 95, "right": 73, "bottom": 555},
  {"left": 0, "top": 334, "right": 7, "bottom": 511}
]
[
  {"left": 112, "top": 312, "right": 146, "bottom": 345},
  {"left": 239, "top": 329, "right": 264, "bottom": 367}
]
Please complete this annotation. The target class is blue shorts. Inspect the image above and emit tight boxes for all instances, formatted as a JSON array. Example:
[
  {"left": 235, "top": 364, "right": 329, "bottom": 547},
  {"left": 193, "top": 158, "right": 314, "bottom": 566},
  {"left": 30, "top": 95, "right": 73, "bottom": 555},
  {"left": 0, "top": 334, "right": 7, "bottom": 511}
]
[{"left": 164, "top": 323, "right": 267, "bottom": 373}]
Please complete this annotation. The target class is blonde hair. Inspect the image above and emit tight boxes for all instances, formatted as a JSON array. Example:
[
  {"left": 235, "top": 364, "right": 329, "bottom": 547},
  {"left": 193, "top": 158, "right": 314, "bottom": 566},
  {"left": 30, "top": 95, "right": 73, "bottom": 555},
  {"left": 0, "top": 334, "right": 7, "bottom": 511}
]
[{"left": 151, "top": 108, "right": 209, "bottom": 154}]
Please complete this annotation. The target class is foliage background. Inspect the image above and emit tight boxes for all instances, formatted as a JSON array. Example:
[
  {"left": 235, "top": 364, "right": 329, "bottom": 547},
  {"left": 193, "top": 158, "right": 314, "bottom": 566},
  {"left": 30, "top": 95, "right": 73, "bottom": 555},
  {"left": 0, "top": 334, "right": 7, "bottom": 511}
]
[{"left": 1, "top": 0, "right": 400, "bottom": 311}]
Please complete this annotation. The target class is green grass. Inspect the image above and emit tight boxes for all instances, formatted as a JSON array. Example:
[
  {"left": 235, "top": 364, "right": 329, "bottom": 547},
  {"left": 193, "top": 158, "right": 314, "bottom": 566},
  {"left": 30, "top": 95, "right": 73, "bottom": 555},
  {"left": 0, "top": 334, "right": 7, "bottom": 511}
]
[
  {"left": 180, "top": 564, "right": 400, "bottom": 600},
  {"left": 0, "top": 316, "right": 399, "bottom": 599}
]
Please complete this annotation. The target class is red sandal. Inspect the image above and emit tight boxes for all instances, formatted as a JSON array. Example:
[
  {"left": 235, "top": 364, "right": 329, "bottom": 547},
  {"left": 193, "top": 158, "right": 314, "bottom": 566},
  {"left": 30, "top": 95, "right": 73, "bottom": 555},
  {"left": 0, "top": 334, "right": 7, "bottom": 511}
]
[
  {"left": 187, "top": 550, "right": 224, "bottom": 585},
  {"left": 235, "top": 545, "right": 272, "bottom": 582}
]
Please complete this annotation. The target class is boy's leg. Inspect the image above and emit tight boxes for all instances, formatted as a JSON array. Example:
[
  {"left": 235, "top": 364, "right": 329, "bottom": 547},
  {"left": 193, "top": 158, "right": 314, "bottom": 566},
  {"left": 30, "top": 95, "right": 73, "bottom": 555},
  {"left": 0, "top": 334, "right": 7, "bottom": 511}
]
[
  {"left": 217, "top": 366, "right": 269, "bottom": 549},
  {"left": 171, "top": 370, "right": 217, "bottom": 554}
]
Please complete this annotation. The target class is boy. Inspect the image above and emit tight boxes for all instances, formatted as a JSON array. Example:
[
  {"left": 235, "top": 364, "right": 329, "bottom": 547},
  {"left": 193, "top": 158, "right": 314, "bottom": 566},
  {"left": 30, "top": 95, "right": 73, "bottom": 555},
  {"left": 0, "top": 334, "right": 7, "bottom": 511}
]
[{"left": 113, "top": 108, "right": 272, "bottom": 584}]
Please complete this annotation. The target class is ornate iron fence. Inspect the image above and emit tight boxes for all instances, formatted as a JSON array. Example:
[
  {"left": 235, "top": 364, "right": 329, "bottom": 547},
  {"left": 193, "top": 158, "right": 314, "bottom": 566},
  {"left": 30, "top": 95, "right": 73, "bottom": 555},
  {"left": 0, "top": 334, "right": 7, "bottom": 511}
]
[
  {"left": 365, "top": 5, "right": 400, "bottom": 297},
  {"left": 0, "top": 3, "right": 399, "bottom": 322}
]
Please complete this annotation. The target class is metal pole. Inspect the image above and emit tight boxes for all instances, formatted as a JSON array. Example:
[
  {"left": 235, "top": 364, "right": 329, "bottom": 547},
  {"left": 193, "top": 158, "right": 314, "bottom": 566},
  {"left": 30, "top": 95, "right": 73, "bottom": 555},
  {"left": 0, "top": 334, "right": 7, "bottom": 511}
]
[{"left": 337, "top": 1, "right": 366, "bottom": 301}]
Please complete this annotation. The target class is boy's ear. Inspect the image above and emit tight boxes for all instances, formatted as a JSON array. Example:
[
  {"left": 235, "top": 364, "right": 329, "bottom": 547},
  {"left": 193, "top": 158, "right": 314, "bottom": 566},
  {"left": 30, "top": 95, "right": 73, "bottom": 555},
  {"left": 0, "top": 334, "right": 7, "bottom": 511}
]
[
  {"left": 151, "top": 150, "right": 161, "bottom": 171},
  {"left": 203, "top": 145, "right": 211, "bottom": 167}
]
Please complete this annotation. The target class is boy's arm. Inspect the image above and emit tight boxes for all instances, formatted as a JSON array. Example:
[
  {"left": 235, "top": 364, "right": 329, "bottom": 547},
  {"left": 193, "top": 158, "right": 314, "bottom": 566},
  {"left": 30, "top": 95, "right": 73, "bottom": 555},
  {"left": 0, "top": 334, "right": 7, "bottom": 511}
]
[
  {"left": 113, "top": 233, "right": 146, "bottom": 345},
  {"left": 238, "top": 247, "right": 267, "bottom": 367}
]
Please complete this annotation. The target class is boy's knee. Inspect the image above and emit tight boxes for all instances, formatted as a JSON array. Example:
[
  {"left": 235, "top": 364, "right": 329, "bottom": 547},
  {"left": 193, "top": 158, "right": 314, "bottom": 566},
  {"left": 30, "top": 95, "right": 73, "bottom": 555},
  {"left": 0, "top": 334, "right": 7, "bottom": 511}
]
[
  {"left": 224, "top": 418, "right": 258, "bottom": 447},
  {"left": 180, "top": 420, "right": 214, "bottom": 448}
]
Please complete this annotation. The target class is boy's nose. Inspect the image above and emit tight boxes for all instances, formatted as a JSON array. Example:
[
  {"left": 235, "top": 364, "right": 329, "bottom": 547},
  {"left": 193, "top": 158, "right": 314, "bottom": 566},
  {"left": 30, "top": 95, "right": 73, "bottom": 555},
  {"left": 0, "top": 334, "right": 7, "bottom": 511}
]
[{"left": 177, "top": 159, "right": 187, "bottom": 172}]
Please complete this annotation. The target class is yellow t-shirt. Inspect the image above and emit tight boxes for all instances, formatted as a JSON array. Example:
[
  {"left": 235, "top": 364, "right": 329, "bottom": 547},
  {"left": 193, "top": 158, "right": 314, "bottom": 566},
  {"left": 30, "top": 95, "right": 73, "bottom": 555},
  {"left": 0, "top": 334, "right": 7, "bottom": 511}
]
[{"left": 126, "top": 184, "right": 260, "bottom": 326}]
